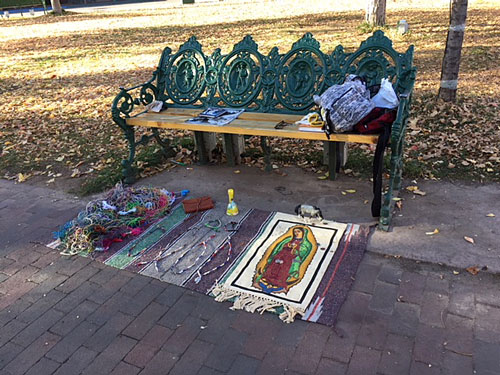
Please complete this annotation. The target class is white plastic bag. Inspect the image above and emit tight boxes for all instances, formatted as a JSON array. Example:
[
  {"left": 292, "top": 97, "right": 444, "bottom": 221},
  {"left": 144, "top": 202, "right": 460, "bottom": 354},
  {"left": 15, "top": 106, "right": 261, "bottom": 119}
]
[{"left": 371, "top": 78, "right": 399, "bottom": 109}]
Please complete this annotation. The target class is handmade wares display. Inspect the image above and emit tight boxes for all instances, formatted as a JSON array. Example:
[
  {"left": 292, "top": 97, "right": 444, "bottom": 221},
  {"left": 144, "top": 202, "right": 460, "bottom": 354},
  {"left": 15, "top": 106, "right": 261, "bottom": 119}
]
[
  {"left": 53, "top": 194, "right": 371, "bottom": 326},
  {"left": 53, "top": 184, "right": 179, "bottom": 256}
]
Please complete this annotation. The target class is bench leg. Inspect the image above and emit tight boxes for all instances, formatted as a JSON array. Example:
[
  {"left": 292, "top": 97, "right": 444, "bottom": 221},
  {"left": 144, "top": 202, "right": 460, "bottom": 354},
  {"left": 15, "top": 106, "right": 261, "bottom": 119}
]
[
  {"left": 327, "top": 141, "right": 338, "bottom": 180},
  {"left": 223, "top": 133, "right": 236, "bottom": 167},
  {"left": 194, "top": 131, "right": 209, "bottom": 165},
  {"left": 152, "top": 128, "right": 176, "bottom": 159},
  {"left": 122, "top": 126, "right": 136, "bottom": 184},
  {"left": 260, "top": 136, "right": 272, "bottom": 172}
]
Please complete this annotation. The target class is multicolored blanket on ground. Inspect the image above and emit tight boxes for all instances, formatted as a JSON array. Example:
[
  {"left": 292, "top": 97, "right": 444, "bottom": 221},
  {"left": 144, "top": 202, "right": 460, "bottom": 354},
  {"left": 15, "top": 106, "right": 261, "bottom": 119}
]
[{"left": 53, "top": 201, "right": 370, "bottom": 326}]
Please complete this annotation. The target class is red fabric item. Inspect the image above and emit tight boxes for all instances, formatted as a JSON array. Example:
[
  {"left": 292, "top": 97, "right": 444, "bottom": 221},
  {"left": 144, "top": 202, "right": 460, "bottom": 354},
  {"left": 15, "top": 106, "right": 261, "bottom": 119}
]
[{"left": 354, "top": 107, "right": 397, "bottom": 134}]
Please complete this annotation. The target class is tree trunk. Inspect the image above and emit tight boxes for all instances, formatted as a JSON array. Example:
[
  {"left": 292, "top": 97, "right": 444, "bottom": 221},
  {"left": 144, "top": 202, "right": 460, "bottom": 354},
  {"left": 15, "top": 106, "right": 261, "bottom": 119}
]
[
  {"left": 50, "top": 0, "right": 62, "bottom": 15},
  {"left": 365, "top": 0, "right": 386, "bottom": 26},
  {"left": 438, "top": 0, "right": 468, "bottom": 102}
]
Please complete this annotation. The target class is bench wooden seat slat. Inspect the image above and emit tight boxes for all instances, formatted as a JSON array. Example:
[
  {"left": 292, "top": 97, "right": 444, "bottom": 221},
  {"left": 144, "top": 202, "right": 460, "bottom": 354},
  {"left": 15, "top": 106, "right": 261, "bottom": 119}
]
[{"left": 127, "top": 111, "right": 379, "bottom": 144}]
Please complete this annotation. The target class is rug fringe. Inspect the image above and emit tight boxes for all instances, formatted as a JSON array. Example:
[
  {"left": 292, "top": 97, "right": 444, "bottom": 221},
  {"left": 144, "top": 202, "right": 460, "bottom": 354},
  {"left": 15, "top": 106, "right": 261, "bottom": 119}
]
[{"left": 212, "top": 284, "right": 304, "bottom": 323}]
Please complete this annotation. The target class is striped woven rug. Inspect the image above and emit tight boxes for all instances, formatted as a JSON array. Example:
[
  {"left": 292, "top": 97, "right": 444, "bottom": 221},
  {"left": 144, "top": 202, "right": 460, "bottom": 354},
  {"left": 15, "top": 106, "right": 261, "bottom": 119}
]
[{"left": 76, "top": 202, "right": 371, "bottom": 326}]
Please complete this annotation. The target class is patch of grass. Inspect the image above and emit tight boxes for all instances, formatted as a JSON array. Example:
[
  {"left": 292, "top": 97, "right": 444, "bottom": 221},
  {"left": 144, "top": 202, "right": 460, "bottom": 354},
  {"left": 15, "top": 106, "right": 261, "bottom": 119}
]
[{"left": 77, "top": 163, "right": 122, "bottom": 196}]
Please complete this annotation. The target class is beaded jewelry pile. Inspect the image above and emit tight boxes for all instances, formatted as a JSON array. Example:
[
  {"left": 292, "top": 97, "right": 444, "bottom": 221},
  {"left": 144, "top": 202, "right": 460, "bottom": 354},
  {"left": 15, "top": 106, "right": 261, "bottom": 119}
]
[{"left": 54, "top": 183, "right": 176, "bottom": 256}]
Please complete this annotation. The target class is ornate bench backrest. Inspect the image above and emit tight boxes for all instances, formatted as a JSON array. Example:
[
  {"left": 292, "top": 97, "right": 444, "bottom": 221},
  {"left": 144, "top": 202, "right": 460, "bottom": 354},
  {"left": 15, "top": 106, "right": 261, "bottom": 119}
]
[{"left": 156, "top": 31, "right": 415, "bottom": 115}]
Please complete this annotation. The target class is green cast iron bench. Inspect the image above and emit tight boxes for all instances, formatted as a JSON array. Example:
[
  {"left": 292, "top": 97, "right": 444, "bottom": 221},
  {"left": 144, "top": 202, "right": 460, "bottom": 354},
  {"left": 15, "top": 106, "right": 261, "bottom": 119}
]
[{"left": 111, "top": 31, "right": 416, "bottom": 230}]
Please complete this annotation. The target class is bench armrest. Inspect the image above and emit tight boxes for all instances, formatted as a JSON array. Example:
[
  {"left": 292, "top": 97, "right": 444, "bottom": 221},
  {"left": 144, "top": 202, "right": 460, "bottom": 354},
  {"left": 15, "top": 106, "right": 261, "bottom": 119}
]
[
  {"left": 390, "top": 92, "right": 411, "bottom": 145},
  {"left": 111, "top": 73, "right": 159, "bottom": 130}
]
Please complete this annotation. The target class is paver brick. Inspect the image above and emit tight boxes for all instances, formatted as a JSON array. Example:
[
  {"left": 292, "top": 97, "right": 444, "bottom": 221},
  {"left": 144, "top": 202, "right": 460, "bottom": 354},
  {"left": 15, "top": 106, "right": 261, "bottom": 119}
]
[
  {"left": 50, "top": 299, "right": 99, "bottom": 336},
  {"left": 0, "top": 318, "right": 28, "bottom": 348},
  {"left": 377, "top": 334, "right": 413, "bottom": 375},
  {"left": 474, "top": 339, "right": 500, "bottom": 374},
  {"left": 419, "top": 291, "right": 449, "bottom": 328},
  {"left": 315, "top": 358, "right": 347, "bottom": 375},
  {"left": 351, "top": 262, "right": 381, "bottom": 294},
  {"left": 369, "top": 281, "right": 399, "bottom": 315},
  {"left": 203, "top": 327, "right": 248, "bottom": 372},
  {"left": 110, "top": 361, "right": 141, "bottom": 375},
  {"left": 56, "top": 255, "right": 92, "bottom": 277},
  {"left": 16, "top": 289, "right": 65, "bottom": 324},
  {"left": 0, "top": 342, "right": 24, "bottom": 370},
  {"left": 197, "top": 306, "right": 238, "bottom": 344},
  {"left": 256, "top": 345, "right": 295, "bottom": 375},
  {"left": 120, "top": 274, "right": 151, "bottom": 296},
  {"left": 0, "top": 297, "right": 32, "bottom": 327},
  {"left": 139, "top": 349, "right": 178, "bottom": 375},
  {"left": 289, "top": 324, "right": 330, "bottom": 375},
  {"left": 346, "top": 346, "right": 381, "bottom": 375},
  {"left": 84, "top": 311, "right": 134, "bottom": 352},
  {"left": 119, "top": 283, "right": 165, "bottom": 317},
  {"left": 409, "top": 361, "right": 442, "bottom": 375},
  {"left": 55, "top": 264, "right": 100, "bottom": 293},
  {"left": 12, "top": 308, "right": 65, "bottom": 347},
  {"left": 398, "top": 271, "right": 426, "bottom": 305},
  {"left": 87, "top": 273, "right": 132, "bottom": 305},
  {"left": 158, "top": 292, "right": 199, "bottom": 329},
  {"left": 448, "top": 282, "right": 475, "bottom": 319},
  {"left": 475, "top": 303, "right": 500, "bottom": 343},
  {"left": 124, "top": 341, "right": 159, "bottom": 368},
  {"left": 46, "top": 320, "right": 99, "bottom": 363},
  {"left": 227, "top": 354, "right": 260, "bottom": 375},
  {"left": 162, "top": 315, "right": 205, "bottom": 356},
  {"left": 322, "top": 320, "right": 359, "bottom": 363},
  {"left": 24, "top": 357, "right": 60, "bottom": 375},
  {"left": 377, "top": 264, "right": 403, "bottom": 285},
  {"left": 122, "top": 301, "right": 169, "bottom": 340},
  {"left": 357, "top": 310, "right": 390, "bottom": 350},
  {"left": 425, "top": 273, "right": 450, "bottom": 295},
  {"left": 23, "top": 273, "right": 67, "bottom": 303},
  {"left": 53, "top": 346, "right": 98, "bottom": 375},
  {"left": 442, "top": 351, "right": 473, "bottom": 375},
  {"left": 140, "top": 324, "right": 173, "bottom": 348},
  {"left": 53, "top": 281, "right": 99, "bottom": 313},
  {"left": 86, "top": 291, "right": 133, "bottom": 326},
  {"left": 154, "top": 284, "right": 184, "bottom": 307},
  {"left": 389, "top": 302, "right": 420, "bottom": 337},
  {"left": 444, "top": 314, "right": 473, "bottom": 354},
  {"left": 413, "top": 324, "right": 445, "bottom": 366},
  {"left": 337, "top": 291, "right": 371, "bottom": 324},
  {"left": 82, "top": 334, "right": 137, "bottom": 375},
  {"left": 3, "top": 331, "right": 60, "bottom": 375}
]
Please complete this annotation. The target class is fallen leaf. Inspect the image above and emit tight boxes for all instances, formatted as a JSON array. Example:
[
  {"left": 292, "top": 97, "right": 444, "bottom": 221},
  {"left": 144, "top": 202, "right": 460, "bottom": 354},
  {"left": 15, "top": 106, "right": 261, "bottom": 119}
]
[
  {"left": 413, "top": 189, "right": 427, "bottom": 196},
  {"left": 396, "top": 201, "right": 403, "bottom": 210},
  {"left": 406, "top": 185, "right": 418, "bottom": 192},
  {"left": 363, "top": 200, "right": 369, "bottom": 204},
  {"left": 392, "top": 197, "right": 402, "bottom": 201},
  {"left": 426, "top": 228, "right": 439, "bottom": 235},
  {"left": 317, "top": 175, "right": 328, "bottom": 180},
  {"left": 17, "top": 173, "right": 28, "bottom": 183},
  {"left": 464, "top": 236, "right": 475, "bottom": 244},
  {"left": 466, "top": 266, "right": 479, "bottom": 275},
  {"left": 452, "top": 271, "right": 460, "bottom": 275},
  {"left": 341, "top": 191, "right": 347, "bottom": 195},
  {"left": 486, "top": 213, "right": 495, "bottom": 217},
  {"left": 234, "top": 170, "right": 241, "bottom": 174},
  {"left": 345, "top": 189, "right": 356, "bottom": 194},
  {"left": 46, "top": 178, "right": 55, "bottom": 184}
]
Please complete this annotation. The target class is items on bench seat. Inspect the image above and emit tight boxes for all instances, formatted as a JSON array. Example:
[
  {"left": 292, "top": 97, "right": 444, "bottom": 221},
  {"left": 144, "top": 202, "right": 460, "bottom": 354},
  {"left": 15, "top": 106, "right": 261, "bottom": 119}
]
[{"left": 111, "top": 31, "right": 416, "bottom": 230}]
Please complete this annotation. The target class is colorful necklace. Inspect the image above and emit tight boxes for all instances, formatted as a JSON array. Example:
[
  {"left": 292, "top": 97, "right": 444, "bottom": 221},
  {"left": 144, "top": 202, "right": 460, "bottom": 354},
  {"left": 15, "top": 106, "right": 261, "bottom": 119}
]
[
  {"left": 194, "top": 236, "right": 233, "bottom": 284},
  {"left": 170, "top": 234, "right": 217, "bottom": 275}
]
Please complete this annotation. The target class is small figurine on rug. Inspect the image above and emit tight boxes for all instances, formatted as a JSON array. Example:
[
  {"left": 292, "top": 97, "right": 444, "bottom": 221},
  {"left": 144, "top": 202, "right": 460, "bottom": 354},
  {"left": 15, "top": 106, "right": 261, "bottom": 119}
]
[{"left": 295, "top": 204, "right": 323, "bottom": 224}]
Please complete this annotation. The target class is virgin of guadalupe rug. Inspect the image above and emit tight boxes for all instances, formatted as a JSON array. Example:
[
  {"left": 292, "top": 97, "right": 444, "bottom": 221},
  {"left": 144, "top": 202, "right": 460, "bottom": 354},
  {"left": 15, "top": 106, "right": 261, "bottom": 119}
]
[{"left": 50, "top": 199, "right": 371, "bottom": 326}]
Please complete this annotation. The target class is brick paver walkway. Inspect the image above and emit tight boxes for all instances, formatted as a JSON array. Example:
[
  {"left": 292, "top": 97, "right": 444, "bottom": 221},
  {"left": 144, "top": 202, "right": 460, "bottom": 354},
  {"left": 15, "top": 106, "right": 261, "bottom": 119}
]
[{"left": 1, "top": 180, "right": 499, "bottom": 374}]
